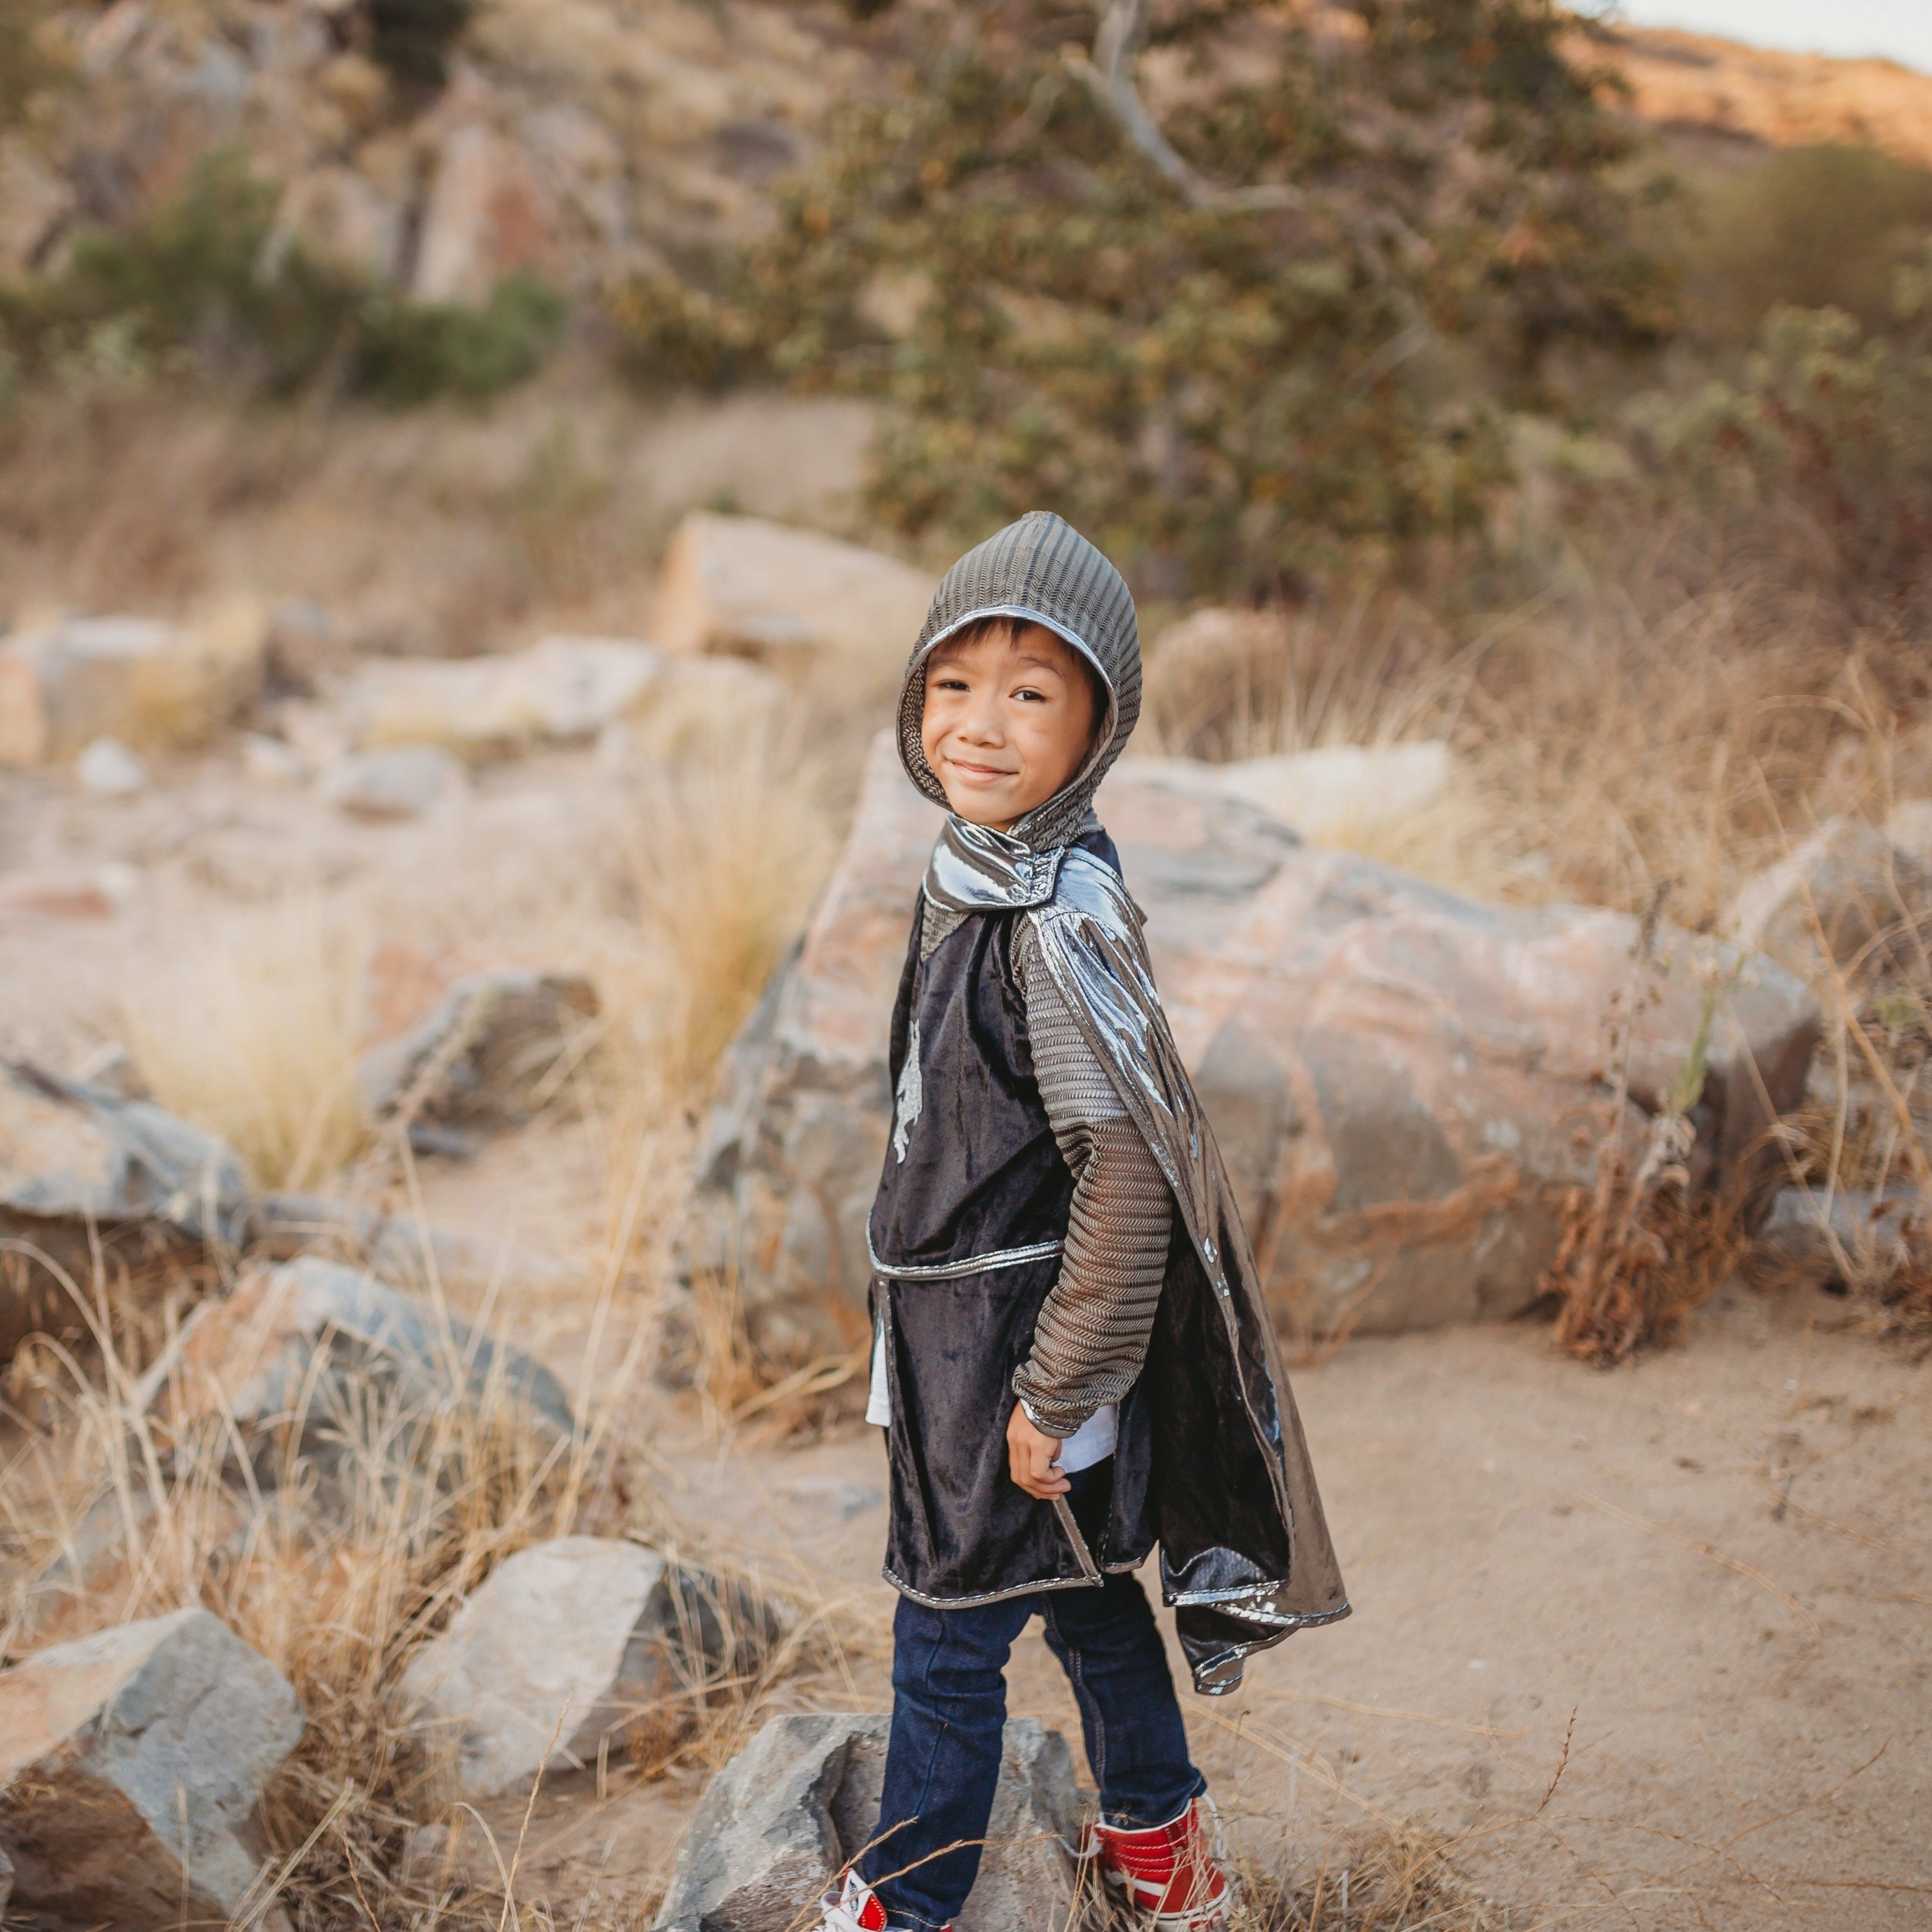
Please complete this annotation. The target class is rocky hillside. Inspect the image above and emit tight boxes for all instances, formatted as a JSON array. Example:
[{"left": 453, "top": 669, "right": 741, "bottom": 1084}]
[
  {"left": 0, "top": 0, "right": 876, "bottom": 298},
  {"left": 1596, "top": 21, "right": 1932, "bottom": 172},
  {"left": 5, "top": 0, "right": 1928, "bottom": 312}
]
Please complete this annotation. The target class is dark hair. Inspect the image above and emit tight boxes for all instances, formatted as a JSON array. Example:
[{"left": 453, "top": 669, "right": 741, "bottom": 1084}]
[{"left": 937, "top": 615, "right": 1107, "bottom": 727}]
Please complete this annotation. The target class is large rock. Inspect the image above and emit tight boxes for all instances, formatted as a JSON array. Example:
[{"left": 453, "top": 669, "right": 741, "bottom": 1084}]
[
  {"left": 138, "top": 1257, "right": 577, "bottom": 1473},
  {"left": 1138, "top": 742, "right": 1454, "bottom": 846},
  {"left": 0, "top": 1608, "right": 305, "bottom": 1932},
  {"left": 410, "top": 121, "right": 555, "bottom": 305},
  {"left": 682, "top": 735, "right": 1821, "bottom": 1349},
  {"left": 655, "top": 513, "right": 936, "bottom": 674},
  {"left": 342, "top": 635, "right": 778, "bottom": 753},
  {"left": 1752, "top": 1184, "right": 1929, "bottom": 1291},
  {"left": 0, "top": 613, "right": 264, "bottom": 765},
  {"left": 653, "top": 1713, "right": 1079, "bottom": 1932},
  {"left": 358, "top": 970, "right": 600, "bottom": 1133},
  {"left": 396, "top": 1536, "right": 782, "bottom": 1798},
  {"left": 0, "top": 1062, "right": 252, "bottom": 1359},
  {"left": 268, "top": 164, "right": 404, "bottom": 283},
  {"left": 1727, "top": 815, "right": 1932, "bottom": 985}
]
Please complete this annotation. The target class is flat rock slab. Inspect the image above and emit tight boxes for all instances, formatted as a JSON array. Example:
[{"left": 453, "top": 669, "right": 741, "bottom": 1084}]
[
  {"left": 682, "top": 734, "right": 1821, "bottom": 1350},
  {"left": 653, "top": 1713, "right": 1080, "bottom": 1932},
  {"left": 0, "top": 1607, "right": 304, "bottom": 1931},
  {"left": 396, "top": 1536, "right": 782, "bottom": 1799}
]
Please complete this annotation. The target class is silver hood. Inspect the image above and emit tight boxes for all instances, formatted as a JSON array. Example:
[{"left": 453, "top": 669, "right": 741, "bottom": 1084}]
[{"left": 896, "top": 511, "right": 1141, "bottom": 889}]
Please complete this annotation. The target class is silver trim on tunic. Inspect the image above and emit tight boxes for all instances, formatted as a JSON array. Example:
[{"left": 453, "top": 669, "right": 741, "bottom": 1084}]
[{"left": 866, "top": 1231, "right": 1065, "bottom": 1281}]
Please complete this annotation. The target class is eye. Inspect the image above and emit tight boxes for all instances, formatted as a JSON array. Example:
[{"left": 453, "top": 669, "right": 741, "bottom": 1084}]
[
  {"left": 932, "top": 674, "right": 970, "bottom": 692},
  {"left": 1013, "top": 685, "right": 1047, "bottom": 702}
]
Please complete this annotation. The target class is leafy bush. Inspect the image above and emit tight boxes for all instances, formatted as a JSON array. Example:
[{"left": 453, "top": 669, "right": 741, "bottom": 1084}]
[
  {"left": 1624, "top": 303, "right": 1932, "bottom": 612},
  {"left": 611, "top": 0, "right": 1677, "bottom": 593},
  {"left": 1683, "top": 143, "right": 1932, "bottom": 343},
  {"left": 0, "top": 151, "right": 563, "bottom": 404},
  {"left": 351, "top": 274, "right": 567, "bottom": 403}
]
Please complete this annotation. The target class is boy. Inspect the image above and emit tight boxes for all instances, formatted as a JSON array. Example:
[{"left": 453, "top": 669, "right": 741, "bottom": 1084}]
[{"left": 823, "top": 512, "right": 1348, "bottom": 1932}]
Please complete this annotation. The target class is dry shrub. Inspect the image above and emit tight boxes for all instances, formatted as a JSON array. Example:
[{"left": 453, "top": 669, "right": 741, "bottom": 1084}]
[
  {"left": 615, "top": 716, "right": 842, "bottom": 1109},
  {"left": 1226, "top": 1825, "right": 1498, "bottom": 1932},
  {"left": 121, "top": 893, "right": 369, "bottom": 1189}
]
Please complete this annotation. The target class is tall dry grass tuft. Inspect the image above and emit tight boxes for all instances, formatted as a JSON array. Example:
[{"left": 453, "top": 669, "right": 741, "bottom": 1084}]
[
  {"left": 614, "top": 718, "right": 841, "bottom": 1111},
  {"left": 121, "top": 893, "right": 369, "bottom": 1189}
]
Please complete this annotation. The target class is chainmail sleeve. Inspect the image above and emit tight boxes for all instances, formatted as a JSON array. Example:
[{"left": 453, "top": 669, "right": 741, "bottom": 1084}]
[{"left": 1010, "top": 918, "right": 1172, "bottom": 1438}]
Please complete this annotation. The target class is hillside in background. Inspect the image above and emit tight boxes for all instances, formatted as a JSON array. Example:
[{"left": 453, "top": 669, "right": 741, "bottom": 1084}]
[{"left": 1597, "top": 20, "right": 1932, "bottom": 172}]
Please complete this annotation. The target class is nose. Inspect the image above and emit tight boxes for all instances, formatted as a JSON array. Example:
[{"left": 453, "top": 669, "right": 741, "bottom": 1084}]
[{"left": 954, "top": 683, "right": 1006, "bottom": 747}]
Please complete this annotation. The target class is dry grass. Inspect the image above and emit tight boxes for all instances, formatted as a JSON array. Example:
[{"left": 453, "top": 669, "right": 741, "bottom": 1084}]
[
  {"left": 612, "top": 715, "right": 845, "bottom": 1108},
  {"left": 120, "top": 892, "right": 371, "bottom": 1189},
  {"left": 0, "top": 1238, "right": 852, "bottom": 1931}
]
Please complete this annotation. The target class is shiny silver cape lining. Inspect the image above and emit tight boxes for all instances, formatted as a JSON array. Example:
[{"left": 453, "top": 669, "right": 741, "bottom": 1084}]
[
  {"left": 1026, "top": 851, "right": 1351, "bottom": 1629},
  {"left": 866, "top": 1232, "right": 1066, "bottom": 1281}
]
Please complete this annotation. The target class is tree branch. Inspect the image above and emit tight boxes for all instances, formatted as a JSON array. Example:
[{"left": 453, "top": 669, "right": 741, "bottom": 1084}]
[{"left": 1066, "top": 0, "right": 1300, "bottom": 211}]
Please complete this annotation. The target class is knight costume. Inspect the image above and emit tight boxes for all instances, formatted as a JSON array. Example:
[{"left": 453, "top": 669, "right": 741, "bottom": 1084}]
[{"left": 865, "top": 510, "right": 1349, "bottom": 1696}]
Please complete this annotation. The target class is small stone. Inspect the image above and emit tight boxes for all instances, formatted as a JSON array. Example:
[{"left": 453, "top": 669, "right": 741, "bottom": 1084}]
[
  {"left": 0, "top": 867, "right": 117, "bottom": 918},
  {"left": 1, "top": 1060, "right": 250, "bottom": 1359},
  {"left": 396, "top": 1536, "right": 782, "bottom": 1800},
  {"left": 241, "top": 732, "right": 310, "bottom": 783},
  {"left": 652, "top": 1713, "right": 1079, "bottom": 1932},
  {"left": 321, "top": 743, "right": 463, "bottom": 820},
  {"left": 76, "top": 735, "right": 149, "bottom": 795},
  {"left": 0, "top": 1607, "right": 305, "bottom": 1931}
]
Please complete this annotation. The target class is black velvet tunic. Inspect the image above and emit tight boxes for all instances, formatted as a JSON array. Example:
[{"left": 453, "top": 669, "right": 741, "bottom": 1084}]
[{"left": 869, "top": 832, "right": 1160, "bottom": 1607}]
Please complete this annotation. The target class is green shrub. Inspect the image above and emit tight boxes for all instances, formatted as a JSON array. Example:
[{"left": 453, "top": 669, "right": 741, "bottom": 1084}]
[
  {"left": 0, "top": 151, "right": 563, "bottom": 404},
  {"left": 610, "top": 0, "right": 1675, "bottom": 594},
  {"left": 1623, "top": 304, "right": 1932, "bottom": 610},
  {"left": 1683, "top": 143, "right": 1932, "bottom": 343},
  {"left": 351, "top": 274, "right": 568, "bottom": 403}
]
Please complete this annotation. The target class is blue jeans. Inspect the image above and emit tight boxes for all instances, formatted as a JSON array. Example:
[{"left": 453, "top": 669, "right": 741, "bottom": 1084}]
[{"left": 859, "top": 1464, "right": 1203, "bottom": 1930}]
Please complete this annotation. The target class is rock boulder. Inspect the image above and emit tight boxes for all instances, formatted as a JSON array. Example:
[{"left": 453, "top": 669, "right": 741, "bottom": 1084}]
[
  {"left": 655, "top": 514, "right": 936, "bottom": 679},
  {"left": 682, "top": 735, "right": 1821, "bottom": 1350},
  {"left": 1, "top": 1062, "right": 252, "bottom": 1359},
  {"left": 358, "top": 969, "right": 600, "bottom": 1134},
  {"left": 1727, "top": 815, "right": 1932, "bottom": 985},
  {"left": 396, "top": 1536, "right": 783, "bottom": 1799},
  {"left": 0, "top": 1608, "right": 304, "bottom": 1932},
  {"left": 0, "top": 614, "right": 264, "bottom": 765},
  {"left": 652, "top": 1713, "right": 1080, "bottom": 1932},
  {"left": 138, "top": 1257, "right": 577, "bottom": 1474}
]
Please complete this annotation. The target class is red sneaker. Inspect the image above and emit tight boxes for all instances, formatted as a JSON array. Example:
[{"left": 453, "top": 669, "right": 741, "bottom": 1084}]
[
  {"left": 812, "top": 1870, "right": 949, "bottom": 1932},
  {"left": 1093, "top": 1794, "right": 1235, "bottom": 1932}
]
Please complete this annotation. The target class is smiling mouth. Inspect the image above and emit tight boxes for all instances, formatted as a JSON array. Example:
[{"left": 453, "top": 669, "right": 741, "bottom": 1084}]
[{"left": 944, "top": 756, "right": 1017, "bottom": 782}]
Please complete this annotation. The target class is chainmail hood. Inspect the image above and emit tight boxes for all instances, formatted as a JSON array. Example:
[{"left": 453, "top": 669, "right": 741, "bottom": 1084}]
[{"left": 897, "top": 512, "right": 1141, "bottom": 855}]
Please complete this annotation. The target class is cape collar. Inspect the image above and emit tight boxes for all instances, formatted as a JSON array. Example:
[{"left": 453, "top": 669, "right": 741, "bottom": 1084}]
[{"left": 922, "top": 807, "right": 1102, "bottom": 913}]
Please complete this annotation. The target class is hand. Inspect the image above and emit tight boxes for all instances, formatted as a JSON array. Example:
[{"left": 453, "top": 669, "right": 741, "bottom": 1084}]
[{"left": 1007, "top": 1403, "right": 1069, "bottom": 1500}]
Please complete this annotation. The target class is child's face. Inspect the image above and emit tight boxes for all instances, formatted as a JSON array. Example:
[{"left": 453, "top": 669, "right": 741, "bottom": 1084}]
[{"left": 920, "top": 620, "right": 1100, "bottom": 831}]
